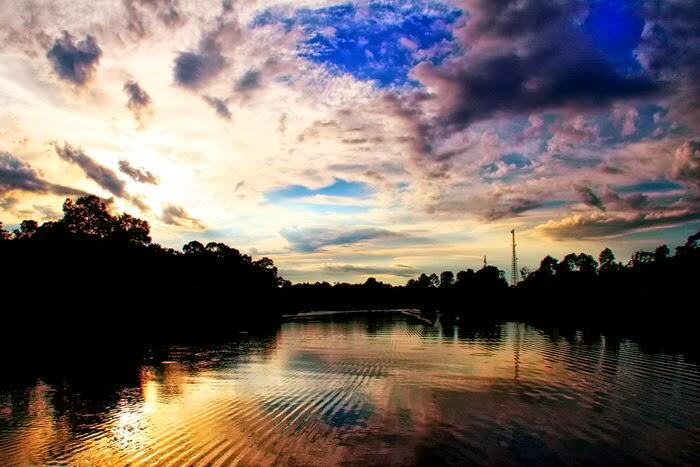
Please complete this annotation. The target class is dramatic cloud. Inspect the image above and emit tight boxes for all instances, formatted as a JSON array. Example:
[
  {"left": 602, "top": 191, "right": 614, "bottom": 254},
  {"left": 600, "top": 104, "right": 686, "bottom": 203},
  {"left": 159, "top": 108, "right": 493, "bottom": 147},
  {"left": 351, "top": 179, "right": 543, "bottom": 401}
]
[
  {"left": 281, "top": 227, "right": 402, "bottom": 252},
  {"left": 53, "top": 143, "right": 125, "bottom": 197},
  {"left": 636, "top": 0, "right": 700, "bottom": 125},
  {"left": 3, "top": 0, "right": 700, "bottom": 282},
  {"left": 536, "top": 209, "right": 700, "bottom": 240},
  {"left": 161, "top": 204, "right": 204, "bottom": 229},
  {"left": 672, "top": 140, "right": 700, "bottom": 187},
  {"left": 123, "top": 80, "right": 153, "bottom": 125},
  {"left": 1, "top": 151, "right": 85, "bottom": 197},
  {"left": 409, "top": 0, "right": 659, "bottom": 132},
  {"left": 575, "top": 186, "right": 606, "bottom": 212},
  {"left": 46, "top": 32, "right": 102, "bottom": 86},
  {"left": 202, "top": 95, "right": 231, "bottom": 120},
  {"left": 118, "top": 160, "right": 158, "bottom": 185}
]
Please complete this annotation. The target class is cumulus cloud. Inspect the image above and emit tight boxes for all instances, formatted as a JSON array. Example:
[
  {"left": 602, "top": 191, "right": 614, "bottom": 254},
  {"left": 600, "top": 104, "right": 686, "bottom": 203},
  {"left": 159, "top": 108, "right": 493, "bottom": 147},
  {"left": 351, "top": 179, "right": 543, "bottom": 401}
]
[
  {"left": 123, "top": 80, "right": 153, "bottom": 125},
  {"left": 118, "top": 160, "right": 158, "bottom": 184},
  {"left": 575, "top": 186, "right": 606, "bottom": 212},
  {"left": 0, "top": 151, "right": 85, "bottom": 196},
  {"left": 672, "top": 140, "right": 700, "bottom": 187},
  {"left": 46, "top": 31, "right": 102, "bottom": 86},
  {"left": 54, "top": 143, "right": 125, "bottom": 197},
  {"left": 161, "top": 203, "right": 204, "bottom": 229},
  {"left": 281, "top": 227, "right": 403, "bottom": 252},
  {"left": 202, "top": 95, "right": 231, "bottom": 120}
]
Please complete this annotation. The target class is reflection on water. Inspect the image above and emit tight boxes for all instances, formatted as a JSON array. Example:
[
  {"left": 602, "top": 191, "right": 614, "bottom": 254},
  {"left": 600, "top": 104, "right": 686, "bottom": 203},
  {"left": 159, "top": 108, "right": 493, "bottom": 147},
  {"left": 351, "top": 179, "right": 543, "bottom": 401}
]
[{"left": 2, "top": 317, "right": 700, "bottom": 465}]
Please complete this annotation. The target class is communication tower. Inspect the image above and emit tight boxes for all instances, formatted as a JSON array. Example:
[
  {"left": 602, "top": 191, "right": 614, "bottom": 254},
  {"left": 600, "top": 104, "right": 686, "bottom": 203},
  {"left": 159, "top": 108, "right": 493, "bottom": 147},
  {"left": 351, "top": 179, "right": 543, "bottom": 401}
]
[{"left": 511, "top": 229, "right": 518, "bottom": 285}]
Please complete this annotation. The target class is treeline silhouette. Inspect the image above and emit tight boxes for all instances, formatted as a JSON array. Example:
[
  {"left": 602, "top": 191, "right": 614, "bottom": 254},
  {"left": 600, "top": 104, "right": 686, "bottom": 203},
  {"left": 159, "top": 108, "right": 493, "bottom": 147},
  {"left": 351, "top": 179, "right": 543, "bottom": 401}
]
[
  {"left": 2, "top": 195, "right": 699, "bottom": 342},
  {"left": 1, "top": 196, "right": 285, "bottom": 342}
]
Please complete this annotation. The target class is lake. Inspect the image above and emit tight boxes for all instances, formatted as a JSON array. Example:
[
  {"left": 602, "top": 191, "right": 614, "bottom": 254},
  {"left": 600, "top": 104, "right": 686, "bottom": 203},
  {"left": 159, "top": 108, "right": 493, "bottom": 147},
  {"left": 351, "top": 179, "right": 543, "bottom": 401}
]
[{"left": 1, "top": 315, "right": 699, "bottom": 465}]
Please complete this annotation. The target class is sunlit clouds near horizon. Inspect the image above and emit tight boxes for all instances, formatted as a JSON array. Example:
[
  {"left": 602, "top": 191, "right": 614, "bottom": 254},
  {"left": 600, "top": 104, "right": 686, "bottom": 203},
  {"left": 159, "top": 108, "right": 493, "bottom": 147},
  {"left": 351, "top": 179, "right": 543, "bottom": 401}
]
[{"left": 1, "top": 0, "right": 699, "bottom": 283}]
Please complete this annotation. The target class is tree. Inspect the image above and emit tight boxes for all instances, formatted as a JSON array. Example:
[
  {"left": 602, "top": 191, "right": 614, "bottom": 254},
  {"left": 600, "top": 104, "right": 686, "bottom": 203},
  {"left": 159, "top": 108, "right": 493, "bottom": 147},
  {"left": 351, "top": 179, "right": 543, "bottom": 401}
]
[
  {"left": 409, "top": 273, "right": 438, "bottom": 288},
  {"left": 556, "top": 253, "right": 578, "bottom": 275},
  {"left": 576, "top": 253, "right": 598, "bottom": 275},
  {"left": 653, "top": 245, "right": 670, "bottom": 263},
  {"left": 598, "top": 248, "right": 617, "bottom": 273},
  {"left": 429, "top": 273, "right": 440, "bottom": 288},
  {"left": 13, "top": 220, "right": 38, "bottom": 240},
  {"left": 439, "top": 270, "right": 454, "bottom": 288},
  {"left": 0, "top": 221, "right": 10, "bottom": 240},
  {"left": 537, "top": 256, "right": 558, "bottom": 277},
  {"left": 475, "top": 265, "right": 508, "bottom": 288},
  {"left": 183, "top": 240, "right": 206, "bottom": 256},
  {"left": 630, "top": 250, "right": 654, "bottom": 269},
  {"left": 519, "top": 266, "right": 531, "bottom": 280},
  {"left": 115, "top": 213, "right": 151, "bottom": 244},
  {"left": 61, "top": 196, "right": 115, "bottom": 239},
  {"left": 455, "top": 269, "right": 475, "bottom": 288}
]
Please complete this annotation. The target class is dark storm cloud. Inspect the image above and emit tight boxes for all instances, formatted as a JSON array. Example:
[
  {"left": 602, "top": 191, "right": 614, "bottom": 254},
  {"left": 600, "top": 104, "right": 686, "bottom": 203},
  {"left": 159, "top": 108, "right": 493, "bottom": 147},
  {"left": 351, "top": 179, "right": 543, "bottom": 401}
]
[
  {"left": 53, "top": 143, "right": 125, "bottom": 197},
  {"left": 575, "top": 186, "right": 606, "bottom": 211},
  {"left": 413, "top": 54, "right": 658, "bottom": 130},
  {"left": 123, "top": 80, "right": 153, "bottom": 124},
  {"left": 281, "top": 227, "right": 403, "bottom": 252},
  {"left": 411, "top": 0, "right": 660, "bottom": 131},
  {"left": 0, "top": 151, "right": 86, "bottom": 196},
  {"left": 636, "top": 0, "right": 700, "bottom": 124},
  {"left": 161, "top": 204, "right": 204, "bottom": 229},
  {"left": 202, "top": 95, "right": 232, "bottom": 120},
  {"left": 46, "top": 32, "right": 102, "bottom": 86},
  {"left": 384, "top": 0, "right": 665, "bottom": 172},
  {"left": 463, "top": 0, "right": 583, "bottom": 38},
  {"left": 118, "top": 160, "right": 159, "bottom": 185}
]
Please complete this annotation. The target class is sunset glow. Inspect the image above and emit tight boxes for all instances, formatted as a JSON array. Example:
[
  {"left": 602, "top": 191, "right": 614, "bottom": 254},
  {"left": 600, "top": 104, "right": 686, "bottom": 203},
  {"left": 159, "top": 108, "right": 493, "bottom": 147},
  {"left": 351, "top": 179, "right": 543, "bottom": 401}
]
[{"left": 2, "top": 0, "right": 699, "bottom": 283}]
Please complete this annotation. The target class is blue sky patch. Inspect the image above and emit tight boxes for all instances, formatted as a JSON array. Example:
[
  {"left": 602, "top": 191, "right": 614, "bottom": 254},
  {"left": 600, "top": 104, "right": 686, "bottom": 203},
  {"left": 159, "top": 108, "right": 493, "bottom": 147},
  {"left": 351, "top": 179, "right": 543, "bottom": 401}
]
[
  {"left": 616, "top": 178, "right": 683, "bottom": 194},
  {"left": 253, "top": 1, "right": 462, "bottom": 87},
  {"left": 266, "top": 178, "right": 372, "bottom": 203},
  {"left": 583, "top": 0, "right": 644, "bottom": 73},
  {"left": 481, "top": 153, "right": 533, "bottom": 179}
]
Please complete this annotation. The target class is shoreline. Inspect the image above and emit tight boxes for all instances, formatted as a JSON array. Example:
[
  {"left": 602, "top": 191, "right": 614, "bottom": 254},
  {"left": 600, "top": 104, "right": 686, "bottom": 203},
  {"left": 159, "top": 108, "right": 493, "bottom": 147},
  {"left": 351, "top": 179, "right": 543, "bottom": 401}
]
[{"left": 282, "top": 308, "right": 433, "bottom": 324}]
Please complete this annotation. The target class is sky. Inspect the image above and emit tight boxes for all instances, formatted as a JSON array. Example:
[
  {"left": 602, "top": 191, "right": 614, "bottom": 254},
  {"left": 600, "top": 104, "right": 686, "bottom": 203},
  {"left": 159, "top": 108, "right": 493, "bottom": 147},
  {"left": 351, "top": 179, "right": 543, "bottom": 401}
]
[{"left": 1, "top": 0, "right": 699, "bottom": 284}]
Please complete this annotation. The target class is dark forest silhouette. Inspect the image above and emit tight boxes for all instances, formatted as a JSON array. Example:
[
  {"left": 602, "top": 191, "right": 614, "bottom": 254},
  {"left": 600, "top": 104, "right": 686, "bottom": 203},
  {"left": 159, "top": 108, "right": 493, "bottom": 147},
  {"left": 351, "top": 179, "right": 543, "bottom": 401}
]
[{"left": 2, "top": 195, "right": 699, "bottom": 341}]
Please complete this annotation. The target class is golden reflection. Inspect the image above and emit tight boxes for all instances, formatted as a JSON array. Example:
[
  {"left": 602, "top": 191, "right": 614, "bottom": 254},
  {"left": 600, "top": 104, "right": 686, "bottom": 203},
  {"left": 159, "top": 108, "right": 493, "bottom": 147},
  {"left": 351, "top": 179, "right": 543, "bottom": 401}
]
[{"left": 0, "top": 319, "right": 698, "bottom": 465}]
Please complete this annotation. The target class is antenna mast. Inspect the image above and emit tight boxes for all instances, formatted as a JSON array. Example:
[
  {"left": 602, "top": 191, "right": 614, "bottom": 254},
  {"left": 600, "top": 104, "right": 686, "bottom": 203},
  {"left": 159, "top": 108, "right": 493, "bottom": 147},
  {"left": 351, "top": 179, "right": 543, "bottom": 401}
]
[{"left": 511, "top": 229, "right": 518, "bottom": 285}]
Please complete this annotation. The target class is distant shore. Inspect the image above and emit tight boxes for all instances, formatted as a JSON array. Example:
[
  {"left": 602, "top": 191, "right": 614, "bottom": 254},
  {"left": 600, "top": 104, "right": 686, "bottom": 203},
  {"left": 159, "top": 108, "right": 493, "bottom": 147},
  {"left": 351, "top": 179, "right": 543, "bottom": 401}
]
[{"left": 282, "top": 308, "right": 432, "bottom": 324}]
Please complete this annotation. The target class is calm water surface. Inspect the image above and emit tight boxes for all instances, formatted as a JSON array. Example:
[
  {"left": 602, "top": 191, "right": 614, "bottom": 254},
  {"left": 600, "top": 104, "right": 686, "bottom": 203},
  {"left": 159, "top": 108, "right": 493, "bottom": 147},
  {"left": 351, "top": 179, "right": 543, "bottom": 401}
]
[{"left": 1, "top": 316, "right": 700, "bottom": 465}]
